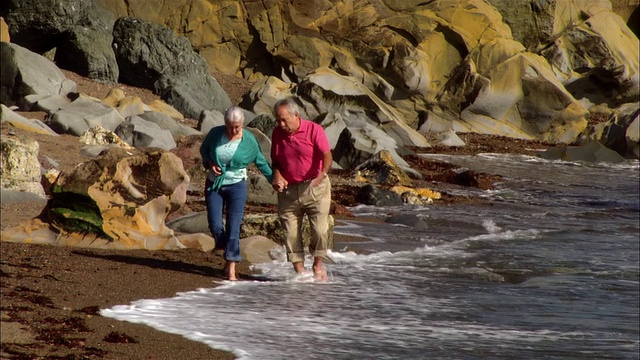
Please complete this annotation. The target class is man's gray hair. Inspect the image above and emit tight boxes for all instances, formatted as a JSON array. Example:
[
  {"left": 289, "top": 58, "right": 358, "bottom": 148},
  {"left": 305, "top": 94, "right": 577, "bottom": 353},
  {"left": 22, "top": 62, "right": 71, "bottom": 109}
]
[
  {"left": 273, "top": 97, "right": 299, "bottom": 116},
  {"left": 224, "top": 106, "right": 245, "bottom": 125}
]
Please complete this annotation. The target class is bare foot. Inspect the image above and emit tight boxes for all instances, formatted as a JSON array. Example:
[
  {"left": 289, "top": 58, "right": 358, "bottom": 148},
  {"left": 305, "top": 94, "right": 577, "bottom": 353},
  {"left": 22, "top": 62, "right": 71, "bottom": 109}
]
[
  {"left": 292, "top": 261, "right": 306, "bottom": 274},
  {"left": 225, "top": 261, "right": 237, "bottom": 281},
  {"left": 312, "top": 264, "right": 327, "bottom": 282}
]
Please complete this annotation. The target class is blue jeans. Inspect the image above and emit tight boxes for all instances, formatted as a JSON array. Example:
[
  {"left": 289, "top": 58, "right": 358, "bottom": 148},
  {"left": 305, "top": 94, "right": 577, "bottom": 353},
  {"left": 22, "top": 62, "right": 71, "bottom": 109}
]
[{"left": 205, "top": 179, "right": 247, "bottom": 262}]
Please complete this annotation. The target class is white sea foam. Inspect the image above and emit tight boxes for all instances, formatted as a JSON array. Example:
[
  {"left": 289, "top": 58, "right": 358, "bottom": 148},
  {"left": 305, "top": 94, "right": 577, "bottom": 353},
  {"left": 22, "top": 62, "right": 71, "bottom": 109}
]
[
  {"left": 100, "top": 153, "right": 639, "bottom": 359},
  {"left": 482, "top": 218, "right": 502, "bottom": 233},
  {"left": 466, "top": 228, "right": 541, "bottom": 241}
]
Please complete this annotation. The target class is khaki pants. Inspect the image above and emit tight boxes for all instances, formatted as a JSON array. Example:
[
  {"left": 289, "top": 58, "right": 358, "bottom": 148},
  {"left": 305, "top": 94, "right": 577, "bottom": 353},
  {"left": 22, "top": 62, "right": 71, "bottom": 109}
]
[{"left": 277, "top": 177, "right": 331, "bottom": 263}]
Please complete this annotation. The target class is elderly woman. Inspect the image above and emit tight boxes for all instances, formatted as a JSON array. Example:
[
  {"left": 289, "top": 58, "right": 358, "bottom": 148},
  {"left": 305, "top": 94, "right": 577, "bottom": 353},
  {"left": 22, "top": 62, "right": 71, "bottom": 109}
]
[{"left": 199, "top": 106, "right": 273, "bottom": 280}]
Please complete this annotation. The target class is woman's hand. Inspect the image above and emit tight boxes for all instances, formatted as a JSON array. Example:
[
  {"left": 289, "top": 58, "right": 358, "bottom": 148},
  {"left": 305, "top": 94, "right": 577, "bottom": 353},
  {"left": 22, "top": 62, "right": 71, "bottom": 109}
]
[{"left": 211, "top": 164, "right": 222, "bottom": 176}]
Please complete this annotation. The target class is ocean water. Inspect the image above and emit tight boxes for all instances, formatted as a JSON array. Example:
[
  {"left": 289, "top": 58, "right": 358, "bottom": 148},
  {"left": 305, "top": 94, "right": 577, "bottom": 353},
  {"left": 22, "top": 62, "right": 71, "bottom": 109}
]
[{"left": 102, "top": 154, "right": 639, "bottom": 359}]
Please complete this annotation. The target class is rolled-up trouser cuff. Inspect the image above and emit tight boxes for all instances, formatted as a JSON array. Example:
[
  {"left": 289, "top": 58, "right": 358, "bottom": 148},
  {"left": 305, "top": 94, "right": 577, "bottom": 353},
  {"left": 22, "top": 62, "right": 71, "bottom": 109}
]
[{"left": 287, "top": 252, "right": 305, "bottom": 263}]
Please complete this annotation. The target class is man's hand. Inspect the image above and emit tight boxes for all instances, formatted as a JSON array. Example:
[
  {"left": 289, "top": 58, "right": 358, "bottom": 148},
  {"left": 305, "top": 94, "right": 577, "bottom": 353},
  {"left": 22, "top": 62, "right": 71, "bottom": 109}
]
[
  {"left": 310, "top": 172, "right": 327, "bottom": 187},
  {"left": 272, "top": 177, "right": 288, "bottom": 192}
]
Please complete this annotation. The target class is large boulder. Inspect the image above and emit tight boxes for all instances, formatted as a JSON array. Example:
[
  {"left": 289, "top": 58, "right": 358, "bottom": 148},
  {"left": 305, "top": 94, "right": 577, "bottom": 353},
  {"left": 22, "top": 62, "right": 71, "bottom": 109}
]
[
  {"left": 111, "top": 17, "right": 232, "bottom": 118},
  {"left": 354, "top": 150, "right": 414, "bottom": 187},
  {"left": 0, "top": 42, "right": 77, "bottom": 108},
  {"left": 55, "top": 26, "right": 119, "bottom": 84},
  {"left": 0, "top": 0, "right": 113, "bottom": 53},
  {"left": 582, "top": 102, "right": 640, "bottom": 159},
  {"left": 333, "top": 120, "right": 420, "bottom": 178},
  {"left": 0, "top": 0, "right": 118, "bottom": 83},
  {"left": 41, "top": 147, "right": 190, "bottom": 249}
]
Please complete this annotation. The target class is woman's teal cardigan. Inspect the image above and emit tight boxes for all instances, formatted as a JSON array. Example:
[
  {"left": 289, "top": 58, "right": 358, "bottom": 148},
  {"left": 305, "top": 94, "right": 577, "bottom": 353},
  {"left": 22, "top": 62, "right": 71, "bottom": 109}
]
[{"left": 200, "top": 126, "right": 273, "bottom": 191}]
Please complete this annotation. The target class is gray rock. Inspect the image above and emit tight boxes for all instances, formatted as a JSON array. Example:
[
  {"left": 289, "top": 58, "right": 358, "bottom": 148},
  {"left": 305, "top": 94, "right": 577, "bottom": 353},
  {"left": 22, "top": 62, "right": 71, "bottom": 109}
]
[
  {"left": 79, "top": 145, "right": 118, "bottom": 159},
  {"left": 55, "top": 26, "right": 119, "bottom": 84},
  {"left": 539, "top": 141, "right": 626, "bottom": 163},
  {"left": 198, "top": 109, "right": 225, "bottom": 134},
  {"left": 356, "top": 184, "right": 404, "bottom": 207},
  {"left": 112, "top": 17, "right": 232, "bottom": 118},
  {"left": 166, "top": 212, "right": 210, "bottom": 234},
  {"left": 23, "top": 94, "right": 72, "bottom": 114},
  {"left": 48, "top": 96, "right": 124, "bottom": 135},
  {"left": 245, "top": 127, "right": 272, "bottom": 163},
  {"left": 240, "top": 235, "right": 282, "bottom": 264},
  {"left": 246, "top": 113, "right": 276, "bottom": 139},
  {"left": 317, "top": 112, "right": 348, "bottom": 149},
  {"left": 0, "top": 189, "right": 47, "bottom": 205},
  {"left": 247, "top": 174, "right": 277, "bottom": 206},
  {"left": 0, "top": 105, "right": 59, "bottom": 136},
  {"left": 0, "top": 42, "right": 76, "bottom": 107},
  {"left": 431, "top": 130, "right": 466, "bottom": 147},
  {"left": 333, "top": 121, "right": 399, "bottom": 170},
  {"left": 384, "top": 213, "right": 429, "bottom": 231},
  {"left": 138, "top": 111, "right": 202, "bottom": 141},
  {"left": 155, "top": 74, "right": 232, "bottom": 120},
  {"left": 598, "top": 104, "right": 639, "bottom": 159},
  {"left": 115, "top": 116, "right": 177, "bottom": 150},
  {"left": 334, "top": 122, "right": 420, "bottom": 177}
]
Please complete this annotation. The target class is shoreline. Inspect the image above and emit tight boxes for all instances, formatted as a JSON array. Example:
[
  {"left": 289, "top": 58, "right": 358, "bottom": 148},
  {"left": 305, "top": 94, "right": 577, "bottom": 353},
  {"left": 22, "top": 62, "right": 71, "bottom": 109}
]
[{"left": 0, "top": 217, "right": 379, "bottom": 359}]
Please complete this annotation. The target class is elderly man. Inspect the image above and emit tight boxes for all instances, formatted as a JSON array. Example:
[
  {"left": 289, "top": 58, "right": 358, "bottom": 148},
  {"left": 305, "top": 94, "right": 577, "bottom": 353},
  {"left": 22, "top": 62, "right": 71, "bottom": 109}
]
[{"left": 271, "top": 97, "right": 332, "bottom": 281}]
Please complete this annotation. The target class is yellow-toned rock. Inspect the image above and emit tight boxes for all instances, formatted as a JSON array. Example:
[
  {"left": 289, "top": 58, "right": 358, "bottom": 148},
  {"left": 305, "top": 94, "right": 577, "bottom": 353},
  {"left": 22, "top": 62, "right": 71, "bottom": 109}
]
[
  {"left": 1, "top": 17, "right": 9, "bottom": 42},
  {"left": 176, "top": 233, "right": 215, "bottom": 252},
  {"left": 37, "top": 147, "right": 191, "bottom": 250},
  {"left": 101, "top": 89, "right": 146, "bottom": 118},
  {"left": 112, "top": 96, "right": 146, "bottom": 118},
  {"left": 101, "top": 88, "right": 126, "bottom": 107},
  {"left": 354, "top": 150, "right": 413, "bottom": 186},
  {"left": 147, "top": 99, "right": 184, "bottom": 119},
  {"left": 390, "top": 185, "right": 442, "bottom": 200},
  {"left": 43, "top": 169, "right": 61, "bottom": 195}
]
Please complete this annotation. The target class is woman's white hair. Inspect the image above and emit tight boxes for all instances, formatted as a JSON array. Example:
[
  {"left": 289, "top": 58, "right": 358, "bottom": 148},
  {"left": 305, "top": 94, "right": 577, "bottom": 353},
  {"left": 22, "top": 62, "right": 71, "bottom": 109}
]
[{"left": 224, "top": 106, "right": 245, "bottom": 125}]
